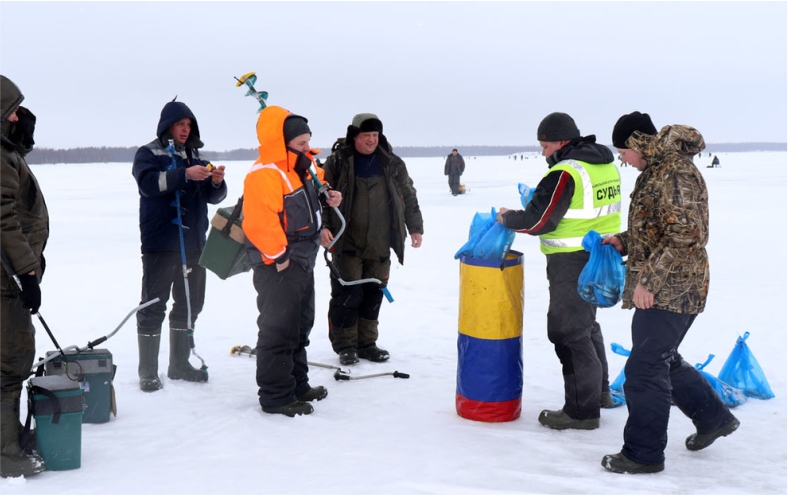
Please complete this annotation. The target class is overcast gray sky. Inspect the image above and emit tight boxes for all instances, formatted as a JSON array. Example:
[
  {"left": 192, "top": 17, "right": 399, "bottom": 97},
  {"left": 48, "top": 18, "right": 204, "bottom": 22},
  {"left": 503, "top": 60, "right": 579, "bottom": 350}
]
[{"left": 1, "top": 1, "right": 786, "bottom": 151}]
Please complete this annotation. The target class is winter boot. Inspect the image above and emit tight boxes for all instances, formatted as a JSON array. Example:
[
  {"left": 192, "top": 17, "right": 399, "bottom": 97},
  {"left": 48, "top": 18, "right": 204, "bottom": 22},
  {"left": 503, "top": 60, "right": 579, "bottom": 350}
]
[
  {"left": 167, "top": 328, "right": 208, "bottom": 383},
  {"left": 1, "top": 392, "right": 45, "bottom": 478},
  {"left": 262, "top": 401, "right": 314, "bottom": 417},
  {"left": 338, "top": 348, "right": 359, "bottom": 365},
  {"left": 537, "top": 409, "right": 599, "bottom": 430},
  {"left": 138, "top": 333, "right": 163, "bottom": 392},
  {"left": 601, "top": 452, "right": 664, "bottom": 474},
  {"left": 297, "top": 386, "right": 328, "bottom": 402},
  {"left": 358, "top": 344, "right": 390, "bottom": 363},
  {"left": 685, "top": 415, "right": 740, "bottom": 451}
]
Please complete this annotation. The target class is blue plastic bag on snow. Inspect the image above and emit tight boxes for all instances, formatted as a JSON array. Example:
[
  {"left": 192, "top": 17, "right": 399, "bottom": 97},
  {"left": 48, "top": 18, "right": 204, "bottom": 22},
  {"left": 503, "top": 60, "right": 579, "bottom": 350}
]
[
  {"left": 577, "top": 230, "right": 626, "bottom": 308},
  {"left": 607, "top": 342, "right": 630, "bottom": 406},
  {"left": 694, "top": 354, "right": 748, "bottom": 408},
  {"left": 717, "top": 332, "right": 775, "bottom": 399}
]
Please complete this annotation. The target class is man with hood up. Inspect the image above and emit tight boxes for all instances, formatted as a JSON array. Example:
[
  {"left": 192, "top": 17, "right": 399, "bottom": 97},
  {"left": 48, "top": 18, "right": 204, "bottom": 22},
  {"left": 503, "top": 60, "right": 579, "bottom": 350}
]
[
  {"left": 132, "top": 99, "right": 227, "bottom": 392},
  {"left": 0, "top": 75, "right": 47, "bottom": 478},
  {"left": 242, "top": 106, "right": 341, "bottom": 417},
  {"left": 321, "top": 113, "right": 424, "bottom": 366},
  {"left": 497, "top": 112, "right": 621, "bottom": 430},
  {"left": 600, "top": 113, "right": 738, "bottom": 474}
]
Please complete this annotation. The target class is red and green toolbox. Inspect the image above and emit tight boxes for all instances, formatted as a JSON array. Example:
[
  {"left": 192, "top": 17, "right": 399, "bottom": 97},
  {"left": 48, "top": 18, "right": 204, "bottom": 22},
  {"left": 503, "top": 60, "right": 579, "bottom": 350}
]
[
  {"left": 45, "top": 348, "right": 115, "bottom": 424},
  {"left": 28, "top": 375, "right": 84, "bottom": 471}
]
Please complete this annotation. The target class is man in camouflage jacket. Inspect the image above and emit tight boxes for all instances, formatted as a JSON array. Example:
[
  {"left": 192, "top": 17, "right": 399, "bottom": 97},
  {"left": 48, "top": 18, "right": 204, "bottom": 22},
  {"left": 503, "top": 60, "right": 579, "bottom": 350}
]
[{"left": 601, "top": 113, "right": 739, "bottom": 475}]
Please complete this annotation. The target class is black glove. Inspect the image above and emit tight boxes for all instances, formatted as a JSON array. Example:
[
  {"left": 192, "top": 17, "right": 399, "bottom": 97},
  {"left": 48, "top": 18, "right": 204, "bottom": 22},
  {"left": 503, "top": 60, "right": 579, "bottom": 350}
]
[{"left": 17, "top": 273, "right": 41, "bottom": 314}]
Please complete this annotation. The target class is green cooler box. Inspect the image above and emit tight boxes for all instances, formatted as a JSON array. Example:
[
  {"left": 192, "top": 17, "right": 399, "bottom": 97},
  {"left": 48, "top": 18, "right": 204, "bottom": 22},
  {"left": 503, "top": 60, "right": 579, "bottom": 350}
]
[
  {"left": 199, "top": 200, "right": 252, "bottom": 280},
  {"left": 28, "top": 375, "right": 84, "bottom": 471},
  {"left": 45, "top": 349, "right": 115, "bottom": 424}
]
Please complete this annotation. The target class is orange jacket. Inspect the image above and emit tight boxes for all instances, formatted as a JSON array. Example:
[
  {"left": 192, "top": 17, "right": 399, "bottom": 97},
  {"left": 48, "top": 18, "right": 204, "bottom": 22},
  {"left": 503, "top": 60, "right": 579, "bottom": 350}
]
[{"left": 242, "top": 105, "right": 325, "bottom": 268}]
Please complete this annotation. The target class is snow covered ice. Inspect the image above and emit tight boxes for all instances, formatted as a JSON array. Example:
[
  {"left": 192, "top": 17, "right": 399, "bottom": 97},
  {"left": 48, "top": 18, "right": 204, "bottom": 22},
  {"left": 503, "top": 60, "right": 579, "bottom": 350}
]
[{"left": 2, "top": 151, "right": 786, "bottom": 494}]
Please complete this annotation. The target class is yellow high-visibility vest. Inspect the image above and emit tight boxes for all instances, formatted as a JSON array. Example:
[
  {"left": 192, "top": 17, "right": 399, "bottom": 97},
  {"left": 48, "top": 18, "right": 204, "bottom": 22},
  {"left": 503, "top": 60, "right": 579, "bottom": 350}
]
[{"left": 539, "top": 159, "right": 622, "bottom": 254}]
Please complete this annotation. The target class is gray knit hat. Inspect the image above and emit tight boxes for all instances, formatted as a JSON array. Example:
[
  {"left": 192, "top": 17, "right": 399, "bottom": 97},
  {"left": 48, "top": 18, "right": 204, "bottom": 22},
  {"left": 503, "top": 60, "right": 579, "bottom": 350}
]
[
  {"left": 283, "top": 114, "right": 311, "bottom": 143},
  {"left": 537, "top": 112, "right": 580, "bottom": 142}
]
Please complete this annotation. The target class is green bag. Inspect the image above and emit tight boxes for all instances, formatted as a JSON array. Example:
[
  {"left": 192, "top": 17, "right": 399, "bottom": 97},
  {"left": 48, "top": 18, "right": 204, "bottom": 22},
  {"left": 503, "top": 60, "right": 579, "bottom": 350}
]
[{"left": 199, "top": 197, "right": 252, "bottom": 279}]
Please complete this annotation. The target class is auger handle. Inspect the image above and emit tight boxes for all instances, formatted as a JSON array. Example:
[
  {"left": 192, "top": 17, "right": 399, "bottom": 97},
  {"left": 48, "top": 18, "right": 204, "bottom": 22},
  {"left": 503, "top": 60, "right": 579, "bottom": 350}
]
[{"left": 393, "top": 371, "right": 409, "bottom": 379}]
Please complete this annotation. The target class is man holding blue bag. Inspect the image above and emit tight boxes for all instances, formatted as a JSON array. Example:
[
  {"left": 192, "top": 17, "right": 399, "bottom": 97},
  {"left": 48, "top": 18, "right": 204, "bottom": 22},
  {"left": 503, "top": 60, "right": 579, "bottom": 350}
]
[
  {"left": 600, "top": 112, "right": 738, "bottom": 474},
  {"left": 497, "top": 112, "right": 622, "bottom": 430}
]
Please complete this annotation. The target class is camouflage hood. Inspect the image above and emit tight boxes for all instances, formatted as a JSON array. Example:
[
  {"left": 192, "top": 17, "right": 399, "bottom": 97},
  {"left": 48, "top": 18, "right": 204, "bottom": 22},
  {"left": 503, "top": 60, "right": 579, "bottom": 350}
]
[{"left": 627, "top": 124, "right": 706, "bottom": 167}]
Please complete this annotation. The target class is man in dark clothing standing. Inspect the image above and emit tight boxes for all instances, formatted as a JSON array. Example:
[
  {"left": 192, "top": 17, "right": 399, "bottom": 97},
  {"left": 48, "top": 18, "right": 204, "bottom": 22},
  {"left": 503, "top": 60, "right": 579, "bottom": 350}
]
[
  {"left": 322, "top": 113, "right": 424, "bottom": 365},
  {"left": 0, "top": 75, "right": 47, "bottom": 478},
  {"left": 132, "top": 100, "right": 227, "bottom": 392},
  {"left": 444, "top": 148, "right": 465, "bottom": 195},
  {"left": 497, "top": 112, "right": 621, "bottom": 430},
  {"left": 600, "top": 112, "right": 738, "bottom": 474}
]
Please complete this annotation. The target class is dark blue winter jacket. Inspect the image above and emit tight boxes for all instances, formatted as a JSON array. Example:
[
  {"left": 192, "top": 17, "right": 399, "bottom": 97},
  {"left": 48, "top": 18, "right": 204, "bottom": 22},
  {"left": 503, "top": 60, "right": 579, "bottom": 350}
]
[{"left": 132, "top": 101, "right": 227, "bottom": 253}]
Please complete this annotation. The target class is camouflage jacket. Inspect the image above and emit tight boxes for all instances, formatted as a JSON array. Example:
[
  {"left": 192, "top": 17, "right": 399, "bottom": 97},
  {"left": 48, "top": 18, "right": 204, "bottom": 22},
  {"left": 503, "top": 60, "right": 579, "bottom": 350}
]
[{"left": 616, "top": 125, "right": 709, "bottom": 314}]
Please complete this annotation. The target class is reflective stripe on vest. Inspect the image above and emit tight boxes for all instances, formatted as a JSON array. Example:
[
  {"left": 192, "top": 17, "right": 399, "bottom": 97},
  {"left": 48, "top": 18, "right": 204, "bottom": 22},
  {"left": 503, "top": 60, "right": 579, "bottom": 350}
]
[{"left": 539, "top": 159, "right": 621, "bottom": 254}]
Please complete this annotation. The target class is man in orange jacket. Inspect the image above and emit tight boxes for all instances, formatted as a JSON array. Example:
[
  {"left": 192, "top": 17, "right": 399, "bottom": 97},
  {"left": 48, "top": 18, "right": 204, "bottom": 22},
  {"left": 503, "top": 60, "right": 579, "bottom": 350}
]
[{"left": 243, "top": 106, "right": 341, "bottom": 417}]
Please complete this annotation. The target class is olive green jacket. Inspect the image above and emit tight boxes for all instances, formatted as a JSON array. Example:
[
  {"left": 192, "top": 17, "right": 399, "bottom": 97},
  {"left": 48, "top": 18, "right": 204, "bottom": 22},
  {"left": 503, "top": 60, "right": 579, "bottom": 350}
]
[
  {"left": 322, "top": 139, "right": 423, "bottom": 265},
  {"left": 1, "top": 78, "right": 49, "bottom": 295}
]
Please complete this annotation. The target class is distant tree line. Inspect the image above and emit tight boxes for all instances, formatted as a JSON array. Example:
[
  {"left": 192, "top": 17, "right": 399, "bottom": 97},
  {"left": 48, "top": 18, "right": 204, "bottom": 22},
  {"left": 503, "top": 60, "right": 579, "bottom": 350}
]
[{"left": 25, "top": 143, "right": 787, "bottom": 165}]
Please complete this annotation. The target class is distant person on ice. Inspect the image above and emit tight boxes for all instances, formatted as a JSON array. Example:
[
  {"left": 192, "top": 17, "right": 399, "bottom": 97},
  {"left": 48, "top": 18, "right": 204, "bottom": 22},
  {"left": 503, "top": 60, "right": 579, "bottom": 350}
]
[
  {"left": 711, "top": 154, "right": 720, "bottom": 168},
  {"left": 1, "top": 75, "right": 47, "bottom": 478},
  {"left": 496, "top": 112, "right": 621, "bottom": 430},
  {"left": 242, "top": 107, "right": 341, "bottom": 417},
  {"left": 444, "top": 148, "right": 465, "bottom": 195},
  {"left": 600, "top": 113, "right": 739, "bottom": 475},
  {"left": 132, "top": 99, "right": 227, "bottom": 392}
]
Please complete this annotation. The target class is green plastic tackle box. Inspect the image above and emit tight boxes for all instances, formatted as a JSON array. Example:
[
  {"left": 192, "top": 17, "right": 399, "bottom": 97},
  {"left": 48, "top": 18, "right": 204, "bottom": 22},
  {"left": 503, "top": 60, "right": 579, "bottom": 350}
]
[
  {"left": 28, "top": 375, "right": 84, "bottom": 471},
  {"left": 45, "top": 348, "right": 114, "bottom": 424}
]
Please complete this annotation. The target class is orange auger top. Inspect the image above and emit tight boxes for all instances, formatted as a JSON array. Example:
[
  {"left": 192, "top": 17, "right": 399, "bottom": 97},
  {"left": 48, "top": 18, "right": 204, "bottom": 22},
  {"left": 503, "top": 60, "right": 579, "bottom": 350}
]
[{"left": 242, "top": 105, "right": 326, "bottom": 270}]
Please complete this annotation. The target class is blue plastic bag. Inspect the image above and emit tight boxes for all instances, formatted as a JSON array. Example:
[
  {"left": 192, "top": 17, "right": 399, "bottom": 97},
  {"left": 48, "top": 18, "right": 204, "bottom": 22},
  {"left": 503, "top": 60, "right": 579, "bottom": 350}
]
[
  {"left": 608, "top": 342, "right": 630, "bottom": 406},
  {"left": 577, "top": 230, "right": 626, "bottom": 308},
  {"left": 718, "top": 332, "right": 775, "bottom": 400},
  {"left": 454, "top": 208, "right": 514, "bottom": 261},
  {"left": 518, "top": 183, "right": 534, "bottom": 207},
  {"left": 694, "top": 354, "right": 748, "bottom": 408}
]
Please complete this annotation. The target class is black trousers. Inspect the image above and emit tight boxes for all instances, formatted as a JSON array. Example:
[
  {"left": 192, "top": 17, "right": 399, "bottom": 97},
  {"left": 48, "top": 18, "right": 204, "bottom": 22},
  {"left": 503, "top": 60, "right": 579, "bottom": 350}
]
[
  {"left": 136, "top": 251, "right": 206, "bottom": 333},
  {"left": 621, "top": 308, "right": 734, "bottom": 465},
  {"left": 448, "top": 173, "right": 461, "bottom": 194},
  {"left": 545, "top": 251, "right": 610, "bottom": 420},
  {"left": 253, "top": 262, "right": 315, "bottom": 408},
  {"left": 0, "top": 296, "right": 35, "bottom": 395}
]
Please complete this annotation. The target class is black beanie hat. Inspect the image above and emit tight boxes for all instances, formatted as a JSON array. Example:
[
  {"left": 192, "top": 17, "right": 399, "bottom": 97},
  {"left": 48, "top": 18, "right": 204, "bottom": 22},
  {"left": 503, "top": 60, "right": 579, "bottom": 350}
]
[
  {"left": 612, "top": 111, "right": 657, "bottom": 148},
  {"left": 283, "top": 114, "right": 311, "bottom": 143},
  {"left": 537, "top": 112, "right": 580, "bottom": 142}
]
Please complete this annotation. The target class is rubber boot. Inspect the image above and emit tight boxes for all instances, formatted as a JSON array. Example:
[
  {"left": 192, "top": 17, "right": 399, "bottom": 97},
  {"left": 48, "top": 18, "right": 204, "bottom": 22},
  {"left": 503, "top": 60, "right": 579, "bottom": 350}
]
[
  {"left": 167, "top": 328, "right": 208, "bottom": 383},
  {"left": 138, "top": 333, "right": 163, "bottom": 392},
  {"left": 1, "top": 392, "right": 45, "bottom": 478}
]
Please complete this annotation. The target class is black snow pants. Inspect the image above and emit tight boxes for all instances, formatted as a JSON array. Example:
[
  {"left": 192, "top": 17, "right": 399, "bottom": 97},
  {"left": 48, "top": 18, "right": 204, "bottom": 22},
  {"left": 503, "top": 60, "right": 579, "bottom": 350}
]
[
  {"left": 448, "top": 172, "right": 462, "bottom": 195},
  {"left": 545, "top": 251, "right": 610, "bottom": 420},
  {"left": 253, "top": 262, "right": 315, "bottom": 409},
  {"left": 0, "top": 296, "right": 36, "bottom": 395},
  {"left": 621, "top": 308, "right": 735, "bottom": 465},
  {"left": 136, "top": 251, "right": 206, "bottom": 333}
]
